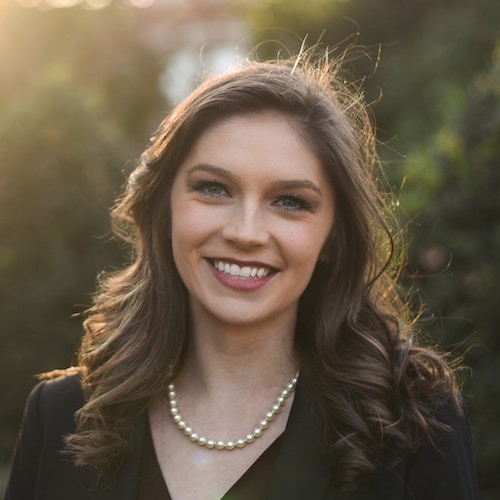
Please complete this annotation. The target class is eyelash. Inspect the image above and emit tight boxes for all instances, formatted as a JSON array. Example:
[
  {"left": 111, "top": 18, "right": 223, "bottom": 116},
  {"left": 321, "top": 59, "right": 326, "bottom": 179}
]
[
  {"left": 273, "top": 193, "right": 315, "bottom": 213},
  {"left": 191, "top": 180, "right": 230, "bottom": 198},
  {"left": 190, "top": 180, "right": 315, "bottom": 213}
]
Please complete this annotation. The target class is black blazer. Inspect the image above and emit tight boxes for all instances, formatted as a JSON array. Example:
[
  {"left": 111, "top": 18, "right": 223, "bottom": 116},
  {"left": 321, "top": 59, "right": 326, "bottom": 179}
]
[{"left": 5, "top": 375, "right": 479, "bottom": 500}]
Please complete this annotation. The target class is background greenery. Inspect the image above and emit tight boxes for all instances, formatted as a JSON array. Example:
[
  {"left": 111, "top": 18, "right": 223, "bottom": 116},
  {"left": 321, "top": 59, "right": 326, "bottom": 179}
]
[{"left": 0, "top": 0, "right": 498, "bottom": 497}]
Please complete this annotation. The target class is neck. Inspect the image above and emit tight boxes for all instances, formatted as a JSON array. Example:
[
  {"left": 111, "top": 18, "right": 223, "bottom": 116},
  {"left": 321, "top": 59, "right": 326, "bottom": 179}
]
[
  {"left": 177, "top": 312, "right": 299, "bottom": 397},
  {"left": 162, "top": 311, "right": 300, "bottom": 453}
]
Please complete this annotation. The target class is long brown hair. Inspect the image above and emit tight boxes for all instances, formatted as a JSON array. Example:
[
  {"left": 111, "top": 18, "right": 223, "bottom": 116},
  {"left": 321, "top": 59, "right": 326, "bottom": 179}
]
[{"left": 65, "top": 52, "right": 460, "bottom": 491}]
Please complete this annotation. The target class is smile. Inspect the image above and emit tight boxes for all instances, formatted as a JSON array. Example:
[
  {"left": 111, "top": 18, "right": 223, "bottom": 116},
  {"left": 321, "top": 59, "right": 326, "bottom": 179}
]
[{"left": 211, "top": 260, "right": 275, "bottom": 279}]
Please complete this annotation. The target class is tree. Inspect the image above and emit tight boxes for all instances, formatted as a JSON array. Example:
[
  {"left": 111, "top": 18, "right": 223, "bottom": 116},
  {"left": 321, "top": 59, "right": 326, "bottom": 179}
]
[
  {"left": 235, "top": 0, "right": 500, "bottom": 152},
  {"left": 401, "top": 48, "right": 500, "bottom": 497},
  {"left": 0, "top": 71, "right": 125, "bottom": 461},
  {"left": 0, "top": 2, "right": 167, "bottom": 464}
]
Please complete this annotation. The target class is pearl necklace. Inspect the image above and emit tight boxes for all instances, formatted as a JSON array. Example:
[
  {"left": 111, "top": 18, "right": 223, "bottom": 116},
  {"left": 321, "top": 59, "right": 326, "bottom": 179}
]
[{"left": 167, "top": 371, "right": 299, "bottom": 450}]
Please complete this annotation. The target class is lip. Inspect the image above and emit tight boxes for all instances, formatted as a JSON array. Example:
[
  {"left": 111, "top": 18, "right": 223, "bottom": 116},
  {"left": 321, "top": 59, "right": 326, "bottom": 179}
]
[{"left": 205, "top": 258, "right": 278, "bottom": 291}]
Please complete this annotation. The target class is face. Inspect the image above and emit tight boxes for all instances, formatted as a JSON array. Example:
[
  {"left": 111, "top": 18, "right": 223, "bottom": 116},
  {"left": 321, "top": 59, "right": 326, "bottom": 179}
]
[{"left": 170, "top": 111, "right": 335, "bottom": 331}]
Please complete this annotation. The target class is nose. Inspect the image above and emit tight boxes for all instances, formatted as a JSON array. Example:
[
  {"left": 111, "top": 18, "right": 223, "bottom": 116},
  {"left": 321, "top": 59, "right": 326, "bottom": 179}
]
[{"left": 221, "top": 203, "right": 270, "bottom": 248}]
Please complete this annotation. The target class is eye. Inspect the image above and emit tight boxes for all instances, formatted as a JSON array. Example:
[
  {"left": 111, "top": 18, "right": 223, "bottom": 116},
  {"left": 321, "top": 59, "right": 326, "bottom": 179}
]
[
  {"left": 273, "top": 194, "right": 315, "bottom": 213},
  {"left": 191, "top": 180, "right": 231, "bottom": 198}
]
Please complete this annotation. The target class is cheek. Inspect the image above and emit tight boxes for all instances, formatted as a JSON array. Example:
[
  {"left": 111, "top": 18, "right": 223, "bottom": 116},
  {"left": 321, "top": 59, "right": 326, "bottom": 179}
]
[
  {"left": 170, "top": 202, "right": 219, "bottom": 257},
  {"left": 280, "top": 233, "right": 328, "bottom": 276},
  {"left": 170, "top": 197, "right": 193, "bottom": 258}
]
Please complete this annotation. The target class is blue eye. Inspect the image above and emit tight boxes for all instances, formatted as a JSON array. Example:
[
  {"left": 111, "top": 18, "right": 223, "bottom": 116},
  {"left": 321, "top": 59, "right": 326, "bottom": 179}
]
[
  {"left": 274, "top": 194, "right": 314, "bottom": 213},
  {"left": 192, "top": 180, "right": 230, "bottom": 198}
]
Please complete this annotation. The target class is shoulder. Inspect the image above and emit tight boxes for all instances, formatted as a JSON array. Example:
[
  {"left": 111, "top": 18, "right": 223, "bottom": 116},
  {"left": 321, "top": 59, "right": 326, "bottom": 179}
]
[
  {"left": 27, "top": 371, "right": 85, "bottom": 433},
  {"left": 4, "top": 372, "right": 89, "bottom": 500},
  {"left": 36, "top": 370, "right": 84, "bottom": 403},
  {"left": 428, "top": 396, "right": 475, "bottom": 455},
  {"left": 355, "top": 399, "right": 479, "bottom": 500},
  {"left": 402, "top": 398, "right": 480, "bottom": 499}
]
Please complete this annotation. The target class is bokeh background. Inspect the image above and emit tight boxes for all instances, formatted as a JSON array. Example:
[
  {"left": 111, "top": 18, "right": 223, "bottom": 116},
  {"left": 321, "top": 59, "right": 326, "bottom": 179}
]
[{"left": 0, "top": 0, "right": 498, "bottom": 497}]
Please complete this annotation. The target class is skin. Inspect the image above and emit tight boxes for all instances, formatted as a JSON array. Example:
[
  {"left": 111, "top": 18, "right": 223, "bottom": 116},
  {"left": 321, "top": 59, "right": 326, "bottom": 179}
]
[
  {"left": 170, "top": 110, "right": 335, "bottom": 335},
  {"left": 149, "top": 111, "right": 335, "bottom": 500}
]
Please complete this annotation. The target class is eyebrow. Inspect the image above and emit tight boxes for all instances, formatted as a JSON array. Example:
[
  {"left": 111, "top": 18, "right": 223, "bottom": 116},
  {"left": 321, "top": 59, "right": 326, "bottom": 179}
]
[
  {"left": 270, "top": 179, "right": 322, "bottom": 195},
  {"left": 187, "top": 163, "right": 323, "bottom": 196},
  {"left": 186, "top": 163, "right": 238, "bottom": 180}
]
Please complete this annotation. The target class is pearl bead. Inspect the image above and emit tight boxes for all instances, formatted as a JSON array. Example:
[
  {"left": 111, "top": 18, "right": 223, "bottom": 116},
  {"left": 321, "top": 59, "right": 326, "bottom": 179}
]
[{"left": 166, "top": 370, "right": 299, "bottom": 451}]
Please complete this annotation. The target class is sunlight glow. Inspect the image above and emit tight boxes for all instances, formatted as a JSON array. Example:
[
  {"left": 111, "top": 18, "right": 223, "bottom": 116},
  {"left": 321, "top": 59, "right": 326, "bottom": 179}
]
[
  {"left": 47, "top": 0, "right": 80, "bottom": 7},
  {"left": 124, "top": 0, "right": 156, "bottom": 8},
  {"left": 160, "top": 46, "right": 243, "bottom": 105},
  {"left": 85, "top": 0, "right": 111, "bottom": 9},
  {"left": 16, "top": 0, "right": 155, "bottom": 8},
  {"left": 16, "top": 0, "right": 44, "bottom": 7}
]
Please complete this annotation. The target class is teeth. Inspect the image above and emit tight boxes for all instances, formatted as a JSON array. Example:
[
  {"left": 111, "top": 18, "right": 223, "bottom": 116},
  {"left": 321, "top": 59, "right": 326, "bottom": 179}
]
[
  {"left": 241, "top": 266, "right": 251, "bottom": 277},
  {"left": 212, "top": 260, "right": 272, "bottom": 279},
  {"left": 257, "top": 268, "right": 266, "bottom": 278}
]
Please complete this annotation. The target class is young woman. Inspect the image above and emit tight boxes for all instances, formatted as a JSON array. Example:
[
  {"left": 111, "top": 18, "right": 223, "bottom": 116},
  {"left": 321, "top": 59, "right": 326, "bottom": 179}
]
[{"left": 5, "top": 55, "right": 479, "bottom": 499}]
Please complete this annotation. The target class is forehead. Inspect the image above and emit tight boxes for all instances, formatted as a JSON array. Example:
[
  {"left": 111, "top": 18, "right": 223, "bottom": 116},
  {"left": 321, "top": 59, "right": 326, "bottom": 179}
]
[{"left": 178, "top": 111, "right": 331, "bottom": 186}]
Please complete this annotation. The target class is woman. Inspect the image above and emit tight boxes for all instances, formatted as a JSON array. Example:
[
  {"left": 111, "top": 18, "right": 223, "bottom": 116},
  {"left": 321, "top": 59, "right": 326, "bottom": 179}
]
[{"left": 5, "top": 54, "right": 479, "bottom": 499}]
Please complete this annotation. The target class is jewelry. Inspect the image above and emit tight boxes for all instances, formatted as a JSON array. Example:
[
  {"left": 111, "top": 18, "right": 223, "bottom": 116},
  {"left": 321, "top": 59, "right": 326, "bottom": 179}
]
[{"left": 167, "top": 371, "right": 299, "bottom": 450}]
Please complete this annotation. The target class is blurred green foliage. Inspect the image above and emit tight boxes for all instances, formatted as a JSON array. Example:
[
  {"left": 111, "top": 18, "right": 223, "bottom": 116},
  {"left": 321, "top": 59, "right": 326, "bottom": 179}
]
[
  {"left": 1, "top": 0, "right": 499, "bottom": 497},
  {"left": 0, "top": 0, "right": 166, "bottom": 465},
  {"left": 402, "top": 48, "right": 500, "bottom": 495}
]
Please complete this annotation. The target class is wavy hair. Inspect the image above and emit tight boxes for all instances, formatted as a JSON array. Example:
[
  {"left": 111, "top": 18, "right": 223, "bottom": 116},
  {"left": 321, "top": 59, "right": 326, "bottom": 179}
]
[{"left": 64, "top": 51, "right": 460, "bottom": 491}]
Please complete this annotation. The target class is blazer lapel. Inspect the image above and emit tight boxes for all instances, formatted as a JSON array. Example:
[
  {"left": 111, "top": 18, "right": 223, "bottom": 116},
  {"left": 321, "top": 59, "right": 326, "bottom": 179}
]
[{"left": 267, "top": 379, "right": 332, "bottom": 499}]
